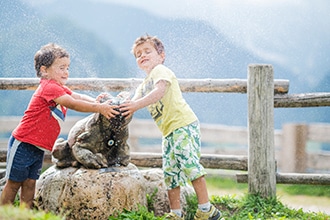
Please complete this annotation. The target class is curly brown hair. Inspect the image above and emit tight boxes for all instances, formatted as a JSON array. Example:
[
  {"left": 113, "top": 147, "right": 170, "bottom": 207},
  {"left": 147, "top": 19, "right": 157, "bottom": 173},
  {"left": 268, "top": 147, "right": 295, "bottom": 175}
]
[{"left": 34, "top": 43, "right": 69, "bottom": 77}]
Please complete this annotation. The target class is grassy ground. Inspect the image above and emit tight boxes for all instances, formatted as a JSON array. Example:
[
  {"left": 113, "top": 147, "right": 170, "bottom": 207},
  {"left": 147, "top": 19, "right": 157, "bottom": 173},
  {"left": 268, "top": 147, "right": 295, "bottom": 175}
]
[
  {"left": 0, "top": 205, "right": 63, "bottom": 220},
  {"left": 205, "top": 174, "right": 330, "bottom": 215},
  {"left": 1, "top": 174, "right": 329, "bottom": 219}
]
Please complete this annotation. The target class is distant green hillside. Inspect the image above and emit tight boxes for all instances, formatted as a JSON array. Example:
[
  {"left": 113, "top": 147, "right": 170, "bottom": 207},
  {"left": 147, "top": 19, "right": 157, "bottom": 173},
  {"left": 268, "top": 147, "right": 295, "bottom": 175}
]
[{"left": 0, "top": 0, "right": 128, "bottom": 78}]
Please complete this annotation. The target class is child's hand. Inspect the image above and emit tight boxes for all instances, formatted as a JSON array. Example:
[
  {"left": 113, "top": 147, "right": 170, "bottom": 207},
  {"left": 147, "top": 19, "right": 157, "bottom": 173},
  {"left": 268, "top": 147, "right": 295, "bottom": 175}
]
[
  {"left": 96, "top": 93, "right": 111, "bottom": 103},
  {"left": 119, "top": 101, "right": 137, "bottom": 119},
  {"left": 99, "top": 102, "right": 120, "bottom": 119}
]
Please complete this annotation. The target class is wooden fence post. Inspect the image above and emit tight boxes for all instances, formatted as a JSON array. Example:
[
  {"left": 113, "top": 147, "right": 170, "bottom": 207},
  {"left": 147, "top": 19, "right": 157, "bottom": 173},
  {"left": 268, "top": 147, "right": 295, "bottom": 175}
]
[
  {"left": 248, "top": 64, "right": 276, "bottom": 198},
  {"left": 279, "top": 123, "right": 308, "bottom": 173}
]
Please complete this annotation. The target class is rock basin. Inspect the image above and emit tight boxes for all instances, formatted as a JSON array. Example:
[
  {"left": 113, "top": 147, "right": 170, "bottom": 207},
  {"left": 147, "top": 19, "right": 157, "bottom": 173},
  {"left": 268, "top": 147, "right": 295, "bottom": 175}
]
[{"left": 35, "top": 164, "right": 193, "bottom": 219}]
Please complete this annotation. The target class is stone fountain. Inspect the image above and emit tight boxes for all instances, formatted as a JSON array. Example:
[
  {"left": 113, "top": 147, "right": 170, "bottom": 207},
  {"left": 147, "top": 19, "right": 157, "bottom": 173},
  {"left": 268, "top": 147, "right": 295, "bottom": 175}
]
[{"left": 34, "top": 93, "right": 193, "bottom": 219}]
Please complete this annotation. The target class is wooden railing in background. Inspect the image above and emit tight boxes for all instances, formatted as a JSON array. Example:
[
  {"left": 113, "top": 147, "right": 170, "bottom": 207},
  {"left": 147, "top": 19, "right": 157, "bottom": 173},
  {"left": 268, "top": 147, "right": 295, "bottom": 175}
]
[
  {"left": 1, "top": 117, "right": 330, "bottom": 172},
  {"left": 0, "top": 77, "right": 289, "bottom": 94}
]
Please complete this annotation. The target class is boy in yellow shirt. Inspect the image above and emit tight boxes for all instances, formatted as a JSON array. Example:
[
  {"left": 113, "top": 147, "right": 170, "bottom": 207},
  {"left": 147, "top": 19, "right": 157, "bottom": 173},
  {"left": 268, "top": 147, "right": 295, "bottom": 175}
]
[{"left": 120, "top": 35, "right": 222, "bottom": 220}]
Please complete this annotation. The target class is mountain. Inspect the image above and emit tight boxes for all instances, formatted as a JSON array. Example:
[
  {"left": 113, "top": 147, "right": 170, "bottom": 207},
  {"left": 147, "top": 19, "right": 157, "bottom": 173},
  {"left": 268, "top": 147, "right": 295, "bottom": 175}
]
[
  {"left": 0, "top": 0, "right": 329, "bottom": 128},
  {"left": 0, "top": 0, "right": 128, "bottom": 79},
  {"left": 24, "top": 0, "right": 277, "bottom": 78},
  {"left": 0, "top": 0, "right": 129, "bottom": 115}
]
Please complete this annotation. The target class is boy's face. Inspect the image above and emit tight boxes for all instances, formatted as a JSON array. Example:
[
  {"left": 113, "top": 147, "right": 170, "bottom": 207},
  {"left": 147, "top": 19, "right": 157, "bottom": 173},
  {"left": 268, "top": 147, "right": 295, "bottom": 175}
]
[
  {"left": 41, "top": 57, "right": 70, "bottom": 85},
  {"left": 134, "top": 42, "right": 165, "bottom": 74}
]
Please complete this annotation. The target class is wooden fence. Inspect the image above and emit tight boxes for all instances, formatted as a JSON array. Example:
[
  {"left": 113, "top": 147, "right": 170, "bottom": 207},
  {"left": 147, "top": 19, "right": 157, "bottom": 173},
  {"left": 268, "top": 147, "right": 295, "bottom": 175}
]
[
  {"left": 1, "top": 117, "right": 330, "bottom": 173},
  {"left": 1, "top": 64, "right": 330, "bottom": 198}
]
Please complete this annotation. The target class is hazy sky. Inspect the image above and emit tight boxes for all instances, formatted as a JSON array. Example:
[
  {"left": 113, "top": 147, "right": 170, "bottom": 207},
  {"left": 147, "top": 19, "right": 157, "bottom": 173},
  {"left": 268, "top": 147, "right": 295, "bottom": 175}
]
[
  {"left": 24, "top": 0, "right": 330, "bottom": 85},
  {"left": 93, "top": 0, "right": 330, "bottom": 85}
]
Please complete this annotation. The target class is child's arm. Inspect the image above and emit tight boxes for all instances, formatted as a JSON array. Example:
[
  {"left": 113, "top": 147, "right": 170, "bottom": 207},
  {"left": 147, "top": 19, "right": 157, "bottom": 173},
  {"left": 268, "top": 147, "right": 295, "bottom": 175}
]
[
  {"left": 136, "top": 80, "right": 167, "bottom": 106},
  {"left": 120, "top": 80, "right": 168, "bottom": 118},
  {"left": 131, "top": 91, "right": 141, "bottom": 101},
  {"left": 54, "top": 94, "right": 119, "bottom": 119},
  {"left": 71, "top": 92, "right": 96, "bottom": 103}
]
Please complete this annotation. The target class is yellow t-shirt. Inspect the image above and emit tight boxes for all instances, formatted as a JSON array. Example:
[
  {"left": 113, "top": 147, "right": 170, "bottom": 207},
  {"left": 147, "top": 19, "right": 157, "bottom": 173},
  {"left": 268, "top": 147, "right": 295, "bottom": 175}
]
[{"left": 135, "top": 64, "right": 198, "bottom": 137}]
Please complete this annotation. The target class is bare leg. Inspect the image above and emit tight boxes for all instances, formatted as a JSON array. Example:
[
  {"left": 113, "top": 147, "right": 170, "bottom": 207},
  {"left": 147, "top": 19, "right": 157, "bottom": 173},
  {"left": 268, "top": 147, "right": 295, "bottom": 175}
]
[
  {"left": 192, "top": 176, "right": 209, "bottom": 204},
  {"left": 167, "top": 186, "right": 181, "bottom": 210},
  {"left": 0, "top": 179, "right": 21, "bottom": 206},
  {"left": 20, "top": 178, "right": 36, "bottom": 208}
]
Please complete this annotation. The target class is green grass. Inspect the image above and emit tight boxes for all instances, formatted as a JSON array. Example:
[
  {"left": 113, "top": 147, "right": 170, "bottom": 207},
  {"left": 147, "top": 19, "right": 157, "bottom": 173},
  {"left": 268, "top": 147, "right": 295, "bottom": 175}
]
[
  {"left": 108, "top": 175, "right": 330, "bottom": 220},
  {"left": 109, "top": 205, "right": 164, "bottom": 220},
  {"left": 3, "top": 176, "right": 330, "bottom": 220},
  {"left": 0, "top": 205, "right": 64, "bottom": 220},
  {"left": 2, "top": 192, "right": 329, "bottom": 220},
  {"left": 211, "top": 193, "right": 329, "bottom": 220},
  {"left": 279, "top": 184, "right": 330, "bottom": 197},
  {"left": 205, "top": 175, "right": 330, "bottom": 198},
  {"left": 206, "top": 175, "right": 248, "bottom": 190},
  {"left": 108, "top": 193, "right": 329, "bottom": 220}
]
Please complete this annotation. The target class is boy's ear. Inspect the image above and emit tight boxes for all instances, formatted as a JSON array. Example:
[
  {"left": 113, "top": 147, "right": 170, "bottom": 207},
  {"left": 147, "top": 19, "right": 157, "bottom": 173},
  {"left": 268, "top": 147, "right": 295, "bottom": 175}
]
[
  {"left": 40, "top": 65, "right": 46, "bottom": 72},
  {"left": 39, "top": 65, "right": 48, "bottom": 77},
  {"left": 160, "top": 52, "right": 166, "bottom": 62}
]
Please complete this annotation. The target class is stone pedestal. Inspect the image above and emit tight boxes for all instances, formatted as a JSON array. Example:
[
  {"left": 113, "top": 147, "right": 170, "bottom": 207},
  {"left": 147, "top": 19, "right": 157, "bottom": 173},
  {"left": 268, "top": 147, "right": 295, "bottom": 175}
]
[
  {"left": 35, "top": 163, "right": 146, "bottom": 220},
  {"left": 35, "top": 165, "right": 194, "bottom": 219}
]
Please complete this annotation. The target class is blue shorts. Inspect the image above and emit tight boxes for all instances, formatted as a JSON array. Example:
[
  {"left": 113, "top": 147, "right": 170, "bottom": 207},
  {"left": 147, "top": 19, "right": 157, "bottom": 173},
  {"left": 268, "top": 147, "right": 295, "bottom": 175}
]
[{"left": 5, "top": 136, "right": 45, "bottom": 182}]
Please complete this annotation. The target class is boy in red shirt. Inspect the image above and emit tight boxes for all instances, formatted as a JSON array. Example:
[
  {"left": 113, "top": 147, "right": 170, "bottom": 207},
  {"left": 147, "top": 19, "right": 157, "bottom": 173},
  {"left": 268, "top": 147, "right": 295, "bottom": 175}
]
[{"left": 0, "top": 43, "right": 119, "bottom": 208}]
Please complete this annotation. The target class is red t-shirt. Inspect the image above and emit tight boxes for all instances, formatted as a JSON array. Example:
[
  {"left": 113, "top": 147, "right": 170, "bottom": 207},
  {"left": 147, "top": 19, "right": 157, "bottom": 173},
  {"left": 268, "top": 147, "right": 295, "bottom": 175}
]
[{"left": 12, "top": 79, "right": 72, "bottom": 151}]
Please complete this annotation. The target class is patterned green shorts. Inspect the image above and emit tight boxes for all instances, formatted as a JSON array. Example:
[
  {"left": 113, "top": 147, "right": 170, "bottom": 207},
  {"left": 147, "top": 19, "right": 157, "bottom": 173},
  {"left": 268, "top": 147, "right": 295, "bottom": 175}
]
[{"left": 162, "top": 121, "right": 207, "bottom": 190}]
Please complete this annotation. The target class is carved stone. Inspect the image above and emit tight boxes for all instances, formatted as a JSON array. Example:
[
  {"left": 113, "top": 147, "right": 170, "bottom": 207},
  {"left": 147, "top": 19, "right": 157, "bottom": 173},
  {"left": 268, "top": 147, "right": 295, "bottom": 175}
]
[{"left": 52, "top": 94, "right": 131, "bottom": 169}]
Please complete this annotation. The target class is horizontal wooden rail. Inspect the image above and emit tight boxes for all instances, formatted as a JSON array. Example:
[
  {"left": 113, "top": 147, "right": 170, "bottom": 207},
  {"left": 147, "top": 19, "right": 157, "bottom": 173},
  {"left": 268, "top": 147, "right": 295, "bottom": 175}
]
[
  {"left": 274, "top": 93, "right": 330, "bottom": 107},
  {"left": 0, "top": 78, "right": 289, "bottom": 94},
  {"left": 130, "top": 152, "right": 248, "bottom": 170},
  {"left": 3, "top": 78, "right": 330, "bottom": 106},
  {"left": 0, "top": 151, "right": 248, "bottom": 170},
  {"left": 236, "top": 173, "right": 330, "bottom": 185}
]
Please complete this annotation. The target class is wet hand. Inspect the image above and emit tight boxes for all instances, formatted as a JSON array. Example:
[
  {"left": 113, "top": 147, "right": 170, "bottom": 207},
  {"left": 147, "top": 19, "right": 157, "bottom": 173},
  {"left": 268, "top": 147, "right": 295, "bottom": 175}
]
[
  {"left": 99, "top": 102, "right": 120, "bottom": 119},
  {"left": 119, "top": 101, "right": 135, "bottom": 119}
]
